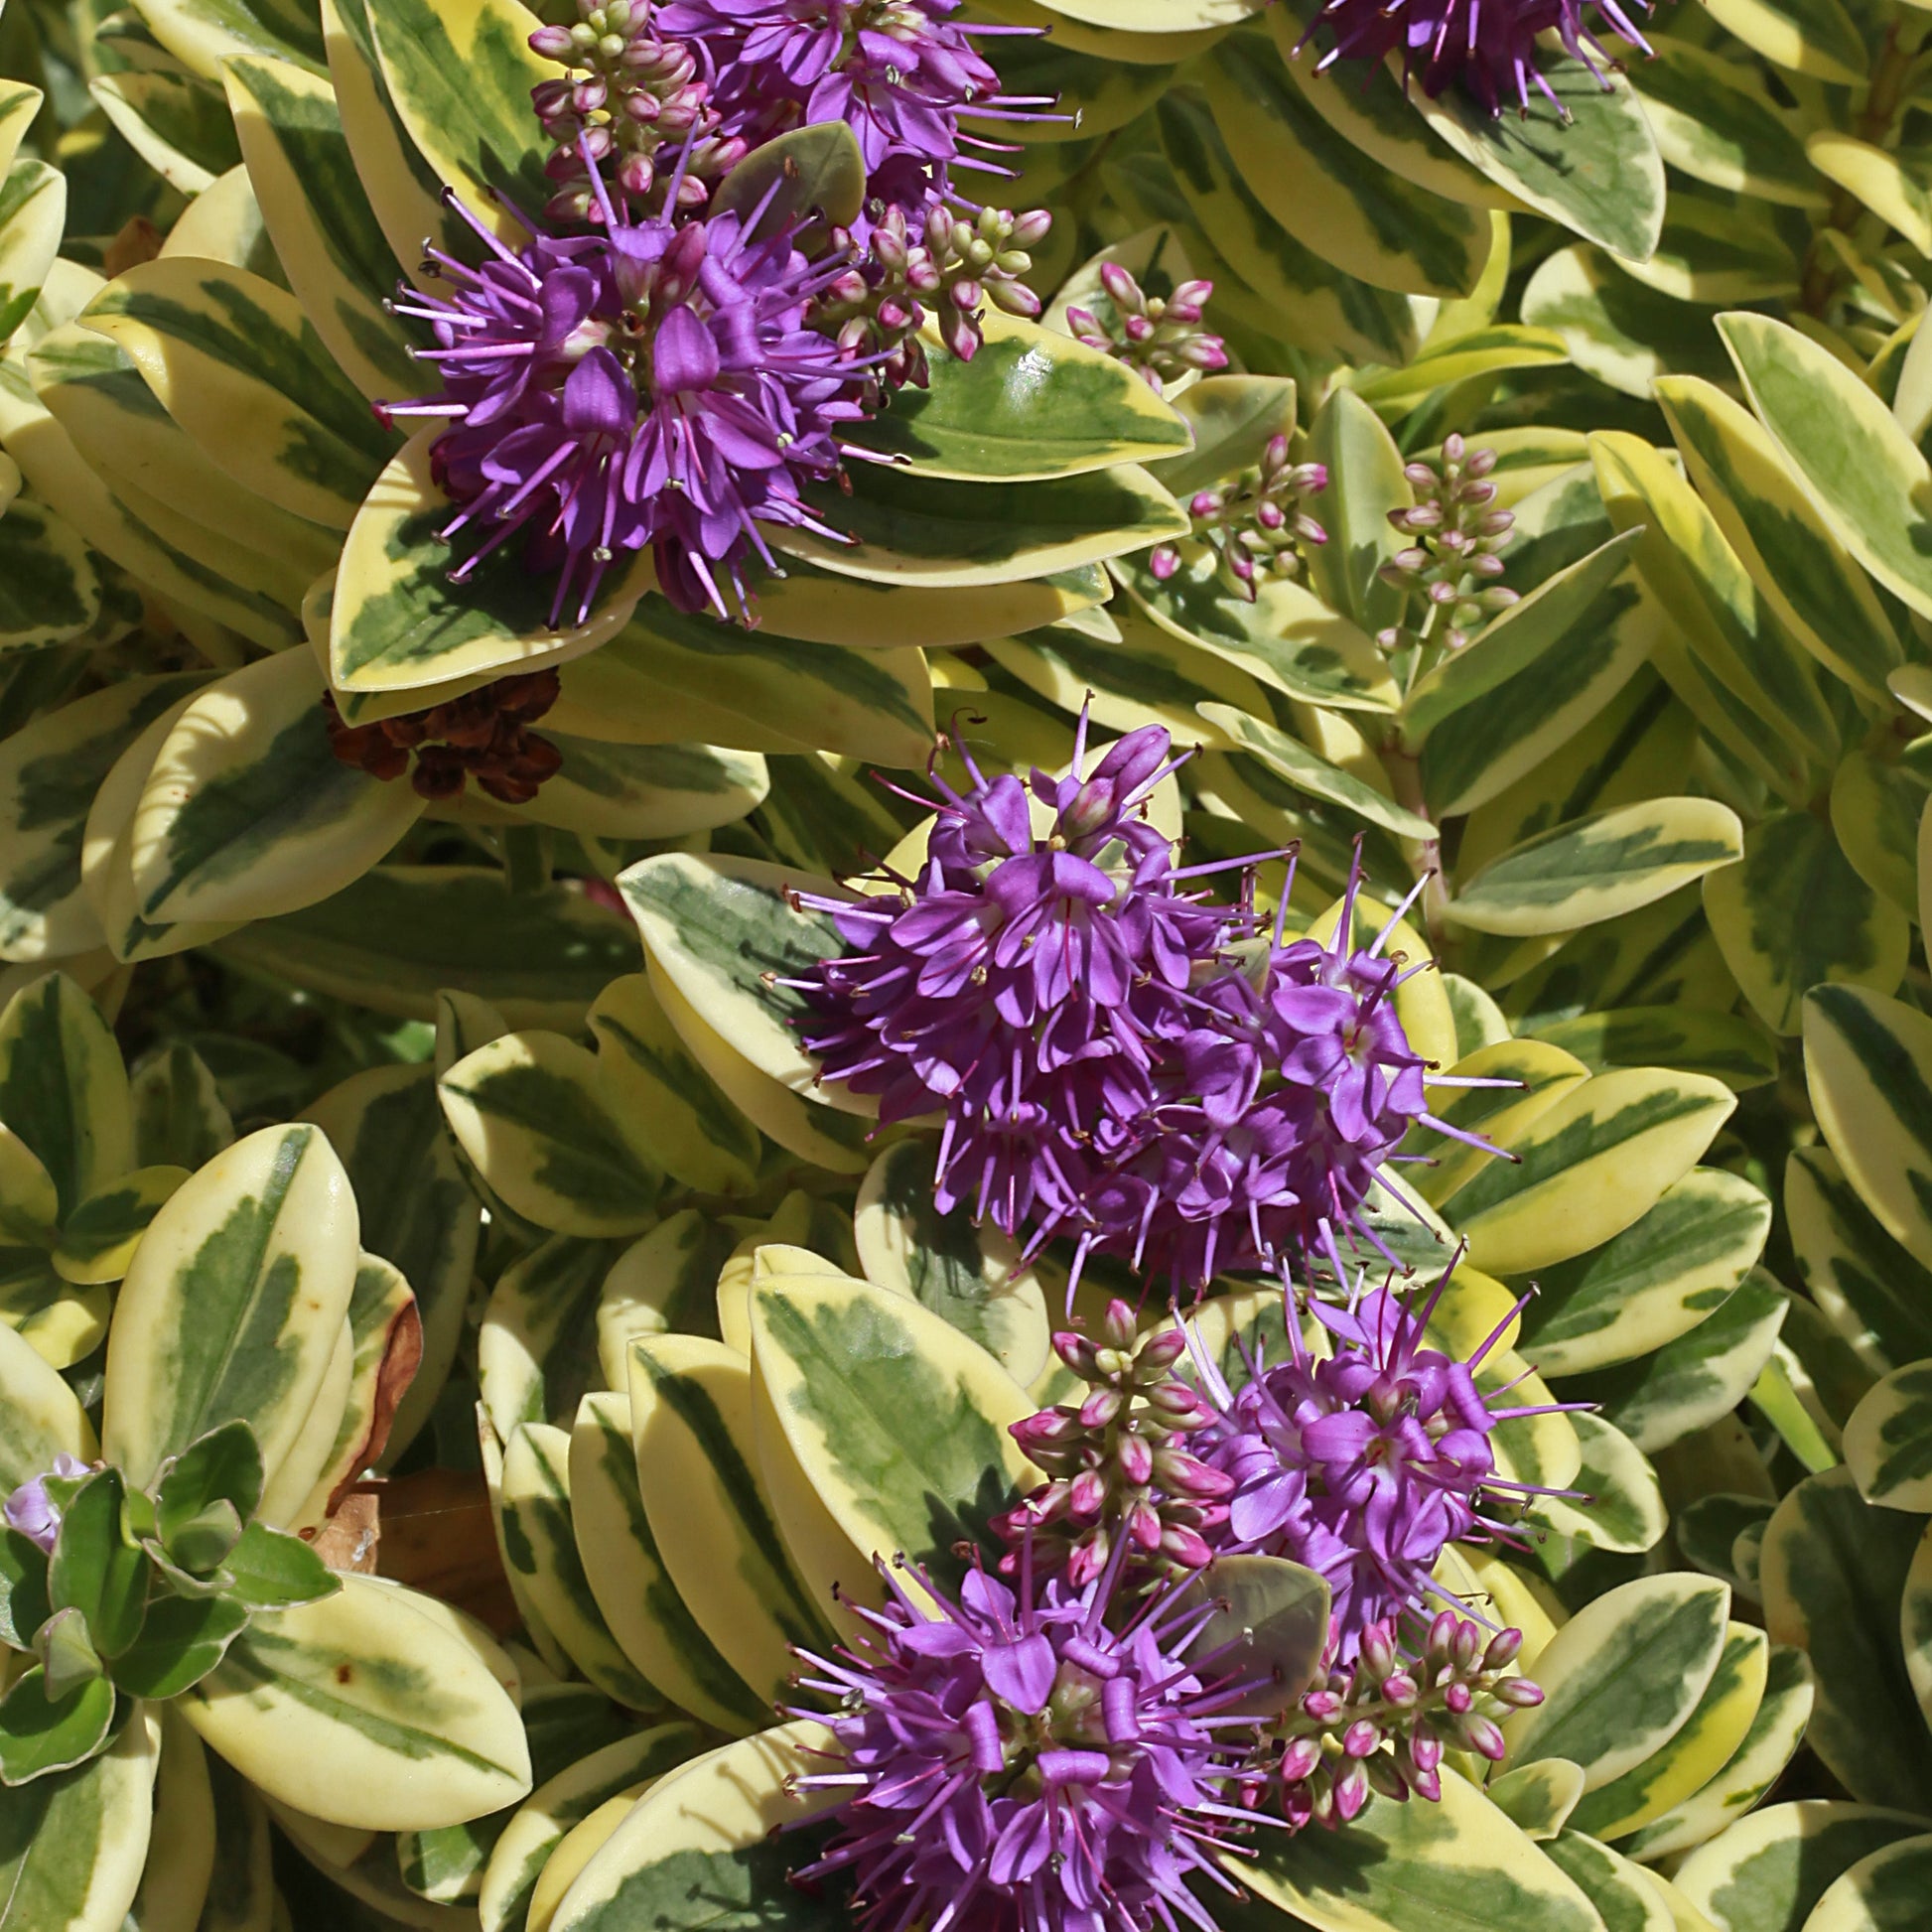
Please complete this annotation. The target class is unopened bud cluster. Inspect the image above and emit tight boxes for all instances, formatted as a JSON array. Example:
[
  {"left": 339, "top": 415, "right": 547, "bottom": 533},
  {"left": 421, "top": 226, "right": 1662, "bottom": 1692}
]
[
  {"left": 814, "top": 202, "right": 1050, "bottom": 388},
  {"left": 1375, "top": 434, "right": 1518, "bottom": 652},
  {"left": 1259, "top": 1612, "right": 1544, "bottom": 1831},
  {"left": 1150, "top": 434, "right": 1329, "bottom": 602},
  {"left": 529, "top": 0, "right": 746, "bottom": 222},
  {"left": 1067, "top": 262, "right": 1227, "bottom": 397},
  {"left": 993, "top": 1300, "right": 1232, "bottom": 1585}
]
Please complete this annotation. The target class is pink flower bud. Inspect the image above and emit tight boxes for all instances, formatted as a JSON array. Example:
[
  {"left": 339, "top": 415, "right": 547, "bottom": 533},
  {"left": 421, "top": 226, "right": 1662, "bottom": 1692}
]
[
  {"left": 1115, "top": 1433, "right": 1154, "bottom": 1486},
  {"left": 1078, "top": 1388, "right": 1123, "bottom": 1431},
  {"left": 1159, "top": 1523, "right": 1213, "bottom": 1569},
  {"left": 1463, "top": 1715, "right": 1506, "bottom": 1760},
  {"left": 1278, "top": 1734, "right": 1322, "bottom": 1782}
]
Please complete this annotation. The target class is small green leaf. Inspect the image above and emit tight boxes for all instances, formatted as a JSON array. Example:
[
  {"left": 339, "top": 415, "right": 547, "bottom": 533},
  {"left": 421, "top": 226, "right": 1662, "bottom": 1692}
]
[
  {"left": 1176, "top": 1555, "right": 1329, "bottom": 1718},
  {"left": 0, "top": 1665, "right": 114, "bottom": 1784},
  {"left": 110, "top": 1592, "right": 248, "bottom": 1699},
  {"left": 157, "top": 1419, "right": 265, "bottom": 1552},
  {"left": 709, "top": 121, "right": 866, "bottom": 237},
  {"left": 34, "top": 1606, "right": 101, "bottom": 1701},
  {"left": 0, "top": 1531, "right": 50, "bottom": 1652},
  {"left": 222, "top": 1520, "right": 338, "bottom": 1611},
  {"left": 47, "top": 1471, "right": 146, "bottom": 1661}
]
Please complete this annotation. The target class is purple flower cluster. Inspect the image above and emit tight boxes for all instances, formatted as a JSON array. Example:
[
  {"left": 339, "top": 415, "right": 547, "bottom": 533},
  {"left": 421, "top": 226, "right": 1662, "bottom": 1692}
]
[
  {"left": 787, "top": 1551, "right": 1255, "bottom": 1932},
  {"left": 386, "top": 0, "right": 1067, "bottom": 627},
  {"left": 1192, "top": 1266, "right": 1576, "bottom": 1661},
  {"left": 1299, "top": 0, "right": 1652, "bottom": 117},
  {"left": 379, "top": 177, "right": 865, "bottom": 624},
  {"left": 797, "top": 719, "right": 1479, "bottom": 1298},
  {"left": 657, "top": 0, "right": 1051, "bottom": 209}
]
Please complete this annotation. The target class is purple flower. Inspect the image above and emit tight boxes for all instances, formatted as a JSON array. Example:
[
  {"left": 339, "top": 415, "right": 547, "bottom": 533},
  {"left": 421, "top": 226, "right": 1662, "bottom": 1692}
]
[
  {"left": 795, "top": 717, "right": 1221, "bottom": 1253},
  {"left": 796, "top": 720, "right": 1501, "bottom": 1302},
  {"left": 1299, "top": 0, "right": 1651, "bottom": 117},
  {"left": 1191, "top": 1261, "right": 1581, "bottom": 1661},
  {"left": 1066, "top": 853, "right": 1502, "bottom": 1297},
  {"left": 377, "top": 168, "right": 868, "bottom": 625},
  {"left": 657, "top": 0, "right": 1053, "bottom": 208},
  {"left": 787, "top": 1550, "right": 1256, "bottom": 1932},
  {"left": 4, "top": 1454, "right": 89, "bottom": 1554}
]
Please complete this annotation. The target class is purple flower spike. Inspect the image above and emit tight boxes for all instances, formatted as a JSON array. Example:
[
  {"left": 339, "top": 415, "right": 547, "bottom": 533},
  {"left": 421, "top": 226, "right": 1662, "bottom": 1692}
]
[
  {"left": 1191, "top": 1255, "right": 1585, "bottom": 1662},
  {"left": 794, "top": 714, "right": 1219, "bottom": 1259},
  {"left": 376, "top": 167, "right": 869, "bottom": 626},
  {"left": 787, "top": 1548, "right": 1259, "bottom": 1932},
  {"left": 657, "top": 0, "right": 1058, "bottom": 210},
  {"left": 4, "top": 1453, "right": 89, "bottom": 1554},
  {"left": 795, "top": 717, "right": 1505, "bottom": 1301},
  {"left": 1301, "top": 0, "right": 1652, "bottom": 118}
]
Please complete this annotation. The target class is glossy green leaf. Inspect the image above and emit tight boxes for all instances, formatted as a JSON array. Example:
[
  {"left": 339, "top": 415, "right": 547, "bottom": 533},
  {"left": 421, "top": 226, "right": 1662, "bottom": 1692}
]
[
  {"left": 1570, "top": 1621, "right": 1767, "bottom": 1839},
  {"left": 301, "top": 1063, "right": 480, "bottom": 1467},
  {"left": 1720, "top": 313, "right": 1932, "bottom": 625},
  {"left": 1201, "top": 30, "right": 1491, "bottom": 298},
  {"left": 476, "top": 1720, "right": 706, "bottom": 1932},
  {"left": 1232, "top": 1764, "right": 1606, "bottom": 1932},
  {"left": 544, "top": 1722, "right": 850, "bottom": 1932},
  {"left": 848, "top": 311, "right": 1190, "bottom": 481},
  {"left": 181, "top": 1573, "right": 532, "bottom": 1831},
  {"left": 1705, "top": 814, "right": 1907, "bottom": 1037},
  {"left": 1516, "top": 1167, "right": 1771, "bottom": 1377},
  {"left": 1804, "top": 1834, "right": 1932, "bottom": 1932},
  {"left": 780, "top": 457, "right": 1188, "bottom": 588},
  {"left": 440, "top": 1031, "right": 659, "bottom": 1239},
  {"left": 1805, "top": 985, "right": 1932, "bottom": 1266},
  {"left": 1843, "top": 1361, "right": 1932, "bottom": 1512},
  {"left": 569, "top": 1390, "right": 766, "bottom": 1736},
  {"left": 102, "top": 1122, "right": 360, "bottom": 1490},
  {"left": 0, "top": 1664, "right": 114, "bottom": 1785},
  {"left": 1623, "top": 1643, "right": 1816, "bottom": 1861},
  {"left": 1761, "top": 1467, "right": 1932, "bottom": 1812},
  {"left": 221, "top": 53, "right": 419, "bottom": 402},
  {"left": 361, "top": 0, "right": 551, "bottom": 240},
  {"left": 1532, "top": 1008, "right": 1778, "bottom": 1093},
  {"left": 79, "top": 254, "right": 394, "bottom": 529},
  {"left": 0, "top": 678, "right": 203, "bottom": 969},
  {"left": 853, "top": 1140, "right": 1050, "bottom": 1388},
  {"left": 214, "top": 865, "right": 643, "bottom": 1031},
  {"left": 0, "top": 972, "right": 131, "bottom": 1222},
  {"left": 1570, "top": 1273, "right": 1789, "bottom": 1453},
  {"left": 748, "top": 1271, "right": 1036, "bottom": 1597},
  {"left": 0, "top": 1706, "right": 156, "bottom": 1929},
  {"left": 1653, "top": 374, "right": 1901, "bottom": 701},
  {"left": 500, "top": 1421, "right": 661, "bottom": 1713},
  {"left": 1441, "top": 1066, "right": 1736, "bottom": 1279},
  {"left": 1408, "top": 55, "right": 1666, "bottom": 263},
  {"left": 1448, "top": 799, "right": 1744, "bottom": 939},
  {"left": 1676, "top": 1803, "right": 1929, "bottom": 1932},
  {"left": 628, "top": 1334, "right": 836, "bottom": 1705},
  {"left": 1504, "top": 1574, "right": 1731, "bottom": 1788}
]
